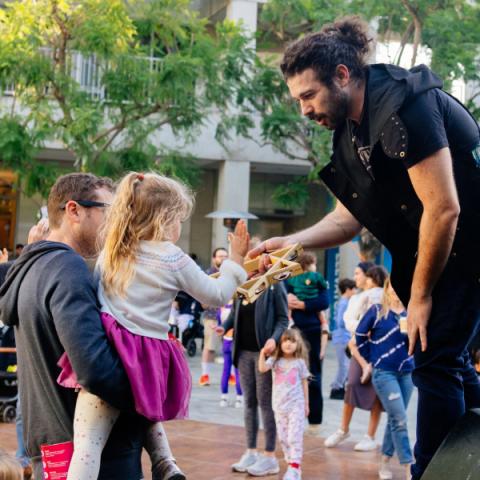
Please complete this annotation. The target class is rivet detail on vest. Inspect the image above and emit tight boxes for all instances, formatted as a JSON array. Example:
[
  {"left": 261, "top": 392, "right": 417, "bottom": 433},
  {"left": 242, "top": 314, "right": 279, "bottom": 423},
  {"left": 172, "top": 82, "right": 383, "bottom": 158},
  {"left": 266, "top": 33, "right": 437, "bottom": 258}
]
[
  {"left": 400, "top": 204, "right": 407, "bottom": 211},
  {"left": 452, "top": 252, "right": 457, "bottom": 257},
  {"left": 400, "top": 152, "right": 405, "bottom": 158},
  {"left": 330, "top": 167, "right": 336, "bottom": 173},
  {"left": 352, "top": 193, "right": 358, "bottom": 199}
]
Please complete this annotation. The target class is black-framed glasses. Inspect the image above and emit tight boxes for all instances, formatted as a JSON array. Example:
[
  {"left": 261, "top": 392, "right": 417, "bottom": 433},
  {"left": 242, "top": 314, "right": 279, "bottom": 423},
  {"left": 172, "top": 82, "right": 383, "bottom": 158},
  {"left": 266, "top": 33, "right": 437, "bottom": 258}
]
[{"left": 59, "top": 199, "right": 111, "bottom": 210}]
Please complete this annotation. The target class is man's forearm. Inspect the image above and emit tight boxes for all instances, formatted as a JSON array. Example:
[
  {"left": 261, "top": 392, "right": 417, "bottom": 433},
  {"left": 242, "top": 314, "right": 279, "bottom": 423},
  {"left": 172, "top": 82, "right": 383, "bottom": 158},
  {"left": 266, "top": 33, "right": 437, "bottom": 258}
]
[
  {"left": 411, "top": 208, "right": 459, "bottom": 299},
  {"left": 286, "top": 209, "right": 361, "bottom": 249}
]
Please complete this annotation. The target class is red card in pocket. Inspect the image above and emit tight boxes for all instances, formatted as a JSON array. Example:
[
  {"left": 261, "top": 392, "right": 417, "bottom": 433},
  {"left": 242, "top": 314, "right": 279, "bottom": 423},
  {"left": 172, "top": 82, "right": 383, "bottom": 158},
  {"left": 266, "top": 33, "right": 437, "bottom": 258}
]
[{"left": 40, "top": 440, "right": 73, "bottom": 479}]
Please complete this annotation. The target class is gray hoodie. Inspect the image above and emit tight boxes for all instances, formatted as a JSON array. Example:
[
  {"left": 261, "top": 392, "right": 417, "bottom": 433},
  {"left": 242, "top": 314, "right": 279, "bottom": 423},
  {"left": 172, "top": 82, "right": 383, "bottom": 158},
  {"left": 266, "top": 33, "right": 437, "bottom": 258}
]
[{"left": 0, "top": 241, "right": 144, "bottom": 479}]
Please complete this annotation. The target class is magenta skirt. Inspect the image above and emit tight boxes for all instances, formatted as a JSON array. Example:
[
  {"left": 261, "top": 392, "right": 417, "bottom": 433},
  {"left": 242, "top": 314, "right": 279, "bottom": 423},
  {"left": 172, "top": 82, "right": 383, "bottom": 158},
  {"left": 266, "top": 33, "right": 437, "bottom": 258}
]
[{"left": 57, "top": 312, "right": 192, "bottom": 422}]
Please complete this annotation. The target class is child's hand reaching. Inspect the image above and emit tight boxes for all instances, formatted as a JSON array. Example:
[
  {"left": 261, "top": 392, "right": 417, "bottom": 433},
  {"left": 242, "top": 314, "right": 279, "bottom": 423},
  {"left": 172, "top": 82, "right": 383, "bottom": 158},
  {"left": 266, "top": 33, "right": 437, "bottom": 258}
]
[{"left": 228, "top": 220, "right": 250, "bottom": 267}]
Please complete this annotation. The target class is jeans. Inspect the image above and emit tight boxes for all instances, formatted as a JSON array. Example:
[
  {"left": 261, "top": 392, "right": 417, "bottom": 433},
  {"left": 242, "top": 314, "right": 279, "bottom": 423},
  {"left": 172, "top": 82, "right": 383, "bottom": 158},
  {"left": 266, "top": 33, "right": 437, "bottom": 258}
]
[
  {"left": 300, "top": 328, "right": 323, "bottom": 425},
  {"left": 15, "top": 395, "right": 29, "bottom": 467},
  {"left": 331, "top": 341, "right": 350, "bottom": 390},
  {"left": 372, "top": 369, "right": 414, "bottom": 464},
  {"left": 411, "top": 266, "right": 480, "bottom": 479}
]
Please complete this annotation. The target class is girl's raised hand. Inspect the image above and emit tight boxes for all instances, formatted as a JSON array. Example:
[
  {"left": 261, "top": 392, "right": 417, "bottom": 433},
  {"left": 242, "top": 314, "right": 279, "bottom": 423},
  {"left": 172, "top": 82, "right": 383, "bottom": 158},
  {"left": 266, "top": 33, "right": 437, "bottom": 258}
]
[{"left": 228, "top": 220, "right": 250, "bottom": 266}]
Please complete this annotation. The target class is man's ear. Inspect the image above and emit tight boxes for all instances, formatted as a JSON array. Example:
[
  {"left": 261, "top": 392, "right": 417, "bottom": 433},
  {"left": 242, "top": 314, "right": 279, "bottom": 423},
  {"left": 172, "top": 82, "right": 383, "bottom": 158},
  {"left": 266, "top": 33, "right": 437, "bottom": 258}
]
[
  {"left": 335, "top": 64, "right": 351, "bottom": 87},
  {"left": 64, "top": 200, "right": 81, "bottom": 224}
]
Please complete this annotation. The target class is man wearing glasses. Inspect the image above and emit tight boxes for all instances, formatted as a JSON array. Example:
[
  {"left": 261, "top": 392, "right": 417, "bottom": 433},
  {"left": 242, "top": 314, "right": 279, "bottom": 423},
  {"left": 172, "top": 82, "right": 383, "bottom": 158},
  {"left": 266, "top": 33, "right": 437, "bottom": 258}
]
[{"left": 0, "top": 173, "right": 145, "bottom": 479}]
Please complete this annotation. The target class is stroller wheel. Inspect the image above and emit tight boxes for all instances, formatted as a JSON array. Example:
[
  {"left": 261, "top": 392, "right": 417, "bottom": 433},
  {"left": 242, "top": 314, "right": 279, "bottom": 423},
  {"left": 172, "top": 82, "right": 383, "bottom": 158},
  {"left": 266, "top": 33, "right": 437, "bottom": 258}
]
[
  {"left": 186, "top": 338, "right": 197, "bottom": 357},
  {"left": 2, "top": 405, "right": 16, "bottom": 423}
]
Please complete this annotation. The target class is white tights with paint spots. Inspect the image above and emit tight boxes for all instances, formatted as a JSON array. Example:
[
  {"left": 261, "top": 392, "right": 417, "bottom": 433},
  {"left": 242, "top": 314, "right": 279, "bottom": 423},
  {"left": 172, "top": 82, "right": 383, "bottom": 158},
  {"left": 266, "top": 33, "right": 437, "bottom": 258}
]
[{"left": 67, "top": 390, "right": 174, "bottom": 480}]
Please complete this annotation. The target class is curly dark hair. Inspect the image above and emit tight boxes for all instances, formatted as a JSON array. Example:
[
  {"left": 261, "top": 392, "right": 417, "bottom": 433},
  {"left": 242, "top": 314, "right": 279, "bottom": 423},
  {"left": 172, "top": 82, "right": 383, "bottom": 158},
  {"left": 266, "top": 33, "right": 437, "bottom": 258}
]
[{"left": 280, "top": 16, "right": 374, "bottom": 86}]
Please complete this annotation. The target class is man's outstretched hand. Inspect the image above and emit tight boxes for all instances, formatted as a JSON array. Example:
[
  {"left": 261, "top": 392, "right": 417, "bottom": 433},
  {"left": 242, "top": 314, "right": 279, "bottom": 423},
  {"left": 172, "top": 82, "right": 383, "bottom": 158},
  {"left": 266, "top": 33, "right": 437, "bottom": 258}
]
[{"left": 247, "top": 236, "right": 290, "bottom": 274}]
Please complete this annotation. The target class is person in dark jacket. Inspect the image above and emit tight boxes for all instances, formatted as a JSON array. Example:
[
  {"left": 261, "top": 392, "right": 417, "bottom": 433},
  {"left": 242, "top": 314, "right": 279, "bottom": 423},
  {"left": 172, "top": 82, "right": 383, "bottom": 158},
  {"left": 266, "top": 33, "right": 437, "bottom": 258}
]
[
  {"left": 0, "top": 173, "right": 145, "bottom": 480},
  {"left": 216, "top": 282, "right": 288, "bottom": 477},
  {"left": 249, "top": 16, "right": 480, "bottom": 480}
]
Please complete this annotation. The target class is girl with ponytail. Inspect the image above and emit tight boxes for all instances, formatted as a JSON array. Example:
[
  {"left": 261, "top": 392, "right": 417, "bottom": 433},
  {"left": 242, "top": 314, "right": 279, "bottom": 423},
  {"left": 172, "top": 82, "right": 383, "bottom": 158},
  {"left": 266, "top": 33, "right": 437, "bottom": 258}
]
[{"left": 58, "top": 172, "right": 249, "bottom": 480}]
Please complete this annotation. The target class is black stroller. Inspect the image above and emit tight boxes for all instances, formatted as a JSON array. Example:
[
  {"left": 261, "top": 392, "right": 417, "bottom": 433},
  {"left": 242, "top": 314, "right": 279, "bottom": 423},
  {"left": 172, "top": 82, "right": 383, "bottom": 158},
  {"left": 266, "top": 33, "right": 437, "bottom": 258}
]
[
  {"left": 0, "top": 325, "right": 17, "bottom": 423},
  {"left": 169, "top": 292, "right": 204, "bottom": 357}
]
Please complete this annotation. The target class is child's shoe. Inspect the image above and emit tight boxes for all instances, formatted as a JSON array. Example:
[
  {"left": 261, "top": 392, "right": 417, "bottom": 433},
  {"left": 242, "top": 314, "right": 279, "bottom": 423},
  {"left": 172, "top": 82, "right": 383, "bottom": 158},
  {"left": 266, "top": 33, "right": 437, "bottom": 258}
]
[
  {"left": 354, "top": 434, "right": 377, "bottom": 451},
  {"left": 219, "top": 396, "right": 228, "bottom": 408},
  {"left": 246, "top": 454, "right": 280, "bottom": 476},
  {"left": 234, "top": 396, "right": 243, "bottom": 408},
  {"left": 283, "top": 465, "right": 302, "bottom": 480},
  {"left": 228, "top": 374, "right": 236, "bottom": 385},
  {"left": 198, "top": 374, "right": 210, "bottom": 386}
]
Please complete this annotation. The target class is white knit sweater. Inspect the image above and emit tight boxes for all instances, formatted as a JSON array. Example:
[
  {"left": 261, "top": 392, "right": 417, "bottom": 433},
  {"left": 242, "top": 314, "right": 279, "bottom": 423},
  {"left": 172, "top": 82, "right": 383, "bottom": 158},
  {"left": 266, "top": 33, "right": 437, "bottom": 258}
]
[{"left": 97, "top": 241, "right": 247, "bottom": 340}]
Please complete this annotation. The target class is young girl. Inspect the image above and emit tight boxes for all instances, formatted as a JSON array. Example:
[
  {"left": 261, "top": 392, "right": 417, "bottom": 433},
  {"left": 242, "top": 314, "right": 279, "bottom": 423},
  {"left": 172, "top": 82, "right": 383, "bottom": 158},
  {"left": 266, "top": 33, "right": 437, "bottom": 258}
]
[
  {"left": 0, "top": 450, "right": 22, "bottom": 480},
  {"left": 355, "top": 278, "right": 414, "bottom": 480},
  {"left": 259, "top": 329, "right": 310, "bottom": 480},
  {"left": 218, "top": 301, "right": 243, "bottom": 408},
  {"left": 58, "top": 172, "right": 249, "bottom": 480}
]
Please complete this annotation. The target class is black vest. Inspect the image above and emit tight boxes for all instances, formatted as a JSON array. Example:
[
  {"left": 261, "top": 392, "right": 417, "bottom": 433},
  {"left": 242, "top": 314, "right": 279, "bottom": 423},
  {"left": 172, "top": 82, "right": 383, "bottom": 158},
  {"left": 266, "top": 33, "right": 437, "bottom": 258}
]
[{"left": 319, "top": 64, "right": 480, "bottom": 305}]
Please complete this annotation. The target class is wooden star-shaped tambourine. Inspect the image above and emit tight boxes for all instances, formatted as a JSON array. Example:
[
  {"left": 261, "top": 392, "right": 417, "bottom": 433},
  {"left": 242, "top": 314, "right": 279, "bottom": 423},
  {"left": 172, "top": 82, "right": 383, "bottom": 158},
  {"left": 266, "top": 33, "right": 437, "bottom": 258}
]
[{"left": 211, "top": 244, "right": 304, "bottom": 304}]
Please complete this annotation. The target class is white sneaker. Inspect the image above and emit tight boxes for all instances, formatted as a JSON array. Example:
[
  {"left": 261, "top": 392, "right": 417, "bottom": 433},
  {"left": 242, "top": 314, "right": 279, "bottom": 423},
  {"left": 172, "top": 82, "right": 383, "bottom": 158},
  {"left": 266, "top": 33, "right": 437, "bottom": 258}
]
[
  {"left": 283, "top": 466, "right": 302, "bottom": 480},
  {"left": 324, "top": 429, "right": 350, "bottom": 448},
  {"left": 234, "top": 397, "right": 243, "bottom": 408},
  {"left": 354, "top": 434, "right": 377, "bottom": 451},
  {"left": 246, "top": 454, "right": 280, "bottom": 476},
  {"left": 231, "top": 451, "right": 258, "bottom": 472},
  {"left": 219, "top": 398, "right": 228, "bottom": 408},
  {"left": 378, "top": 456, "right": 393, "bottom": 480}
]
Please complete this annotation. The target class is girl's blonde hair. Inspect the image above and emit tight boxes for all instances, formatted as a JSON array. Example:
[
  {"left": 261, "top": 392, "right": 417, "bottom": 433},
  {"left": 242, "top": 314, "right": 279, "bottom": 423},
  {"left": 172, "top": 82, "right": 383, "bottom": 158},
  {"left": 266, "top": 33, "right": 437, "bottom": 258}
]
[
  {"left": 101, "top": 172, "right": 194, "bottom": 296},
  {"left": 274, "top": 328, "right": 309, "bottom": 367},
  {"left": 380, "top": 276, "right": 403, "bottom": 316},
  {"left": 0, "top": 451, "right": 22, "bottom": 480}
]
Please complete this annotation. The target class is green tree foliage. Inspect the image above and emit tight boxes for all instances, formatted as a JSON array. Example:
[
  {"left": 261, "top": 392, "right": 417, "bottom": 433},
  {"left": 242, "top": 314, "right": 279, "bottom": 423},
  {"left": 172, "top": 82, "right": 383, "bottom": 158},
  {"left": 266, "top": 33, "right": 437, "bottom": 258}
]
[{"left": 0, "top": 0, "right": 253, "bottom": 195}]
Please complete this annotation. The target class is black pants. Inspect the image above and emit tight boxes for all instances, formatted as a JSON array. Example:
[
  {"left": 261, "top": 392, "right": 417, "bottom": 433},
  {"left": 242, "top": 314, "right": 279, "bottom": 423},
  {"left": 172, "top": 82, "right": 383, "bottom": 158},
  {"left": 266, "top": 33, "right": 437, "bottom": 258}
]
[
  {"left": 411, "top": 266, "right": 480, "bottom": 479},
  {"left": 300, "top": 328, "right": 323, "bottom": 425}
]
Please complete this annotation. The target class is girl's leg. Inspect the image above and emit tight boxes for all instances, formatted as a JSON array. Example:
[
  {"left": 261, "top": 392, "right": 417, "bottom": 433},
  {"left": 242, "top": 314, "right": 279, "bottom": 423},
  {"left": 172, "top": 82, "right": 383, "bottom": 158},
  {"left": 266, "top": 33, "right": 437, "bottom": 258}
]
[
  {"left": 274, "top": 411, "right": 290, "bottom": 463},
  {"left": 287, "top": 406, "right": 306, "bottom": 466},
  {"left": 235, "top": 368, "right": 242, "bottom": 396},
  {"left": 67, "top": 390, "right": 119, "bottom": 480},
  {"left": 220, "top": 341, "right": 231, "bottom": 396},
  {"left": 341, "top": 402, "right": 355, "bottom": 433},
  {"left": 146, "top": 422, "right": 185, "bottom": 480},
  {"left": 238, "top": 351, "right": 259, "bottom": 451}
]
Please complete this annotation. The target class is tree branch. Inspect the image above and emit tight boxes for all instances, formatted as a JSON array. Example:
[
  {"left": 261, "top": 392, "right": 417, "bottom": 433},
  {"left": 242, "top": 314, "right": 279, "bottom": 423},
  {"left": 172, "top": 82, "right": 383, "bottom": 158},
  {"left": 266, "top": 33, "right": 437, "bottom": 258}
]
[{"left": 400, "top": 0, "right": 422, "bottom": 67}]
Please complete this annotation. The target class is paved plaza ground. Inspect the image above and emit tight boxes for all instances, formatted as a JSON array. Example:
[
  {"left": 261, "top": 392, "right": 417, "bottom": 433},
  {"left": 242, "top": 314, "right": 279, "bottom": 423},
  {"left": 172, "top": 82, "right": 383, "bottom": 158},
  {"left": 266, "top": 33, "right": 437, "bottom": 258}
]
[{"left": 0, "top": 342, "right": 417, "bottom": 479}]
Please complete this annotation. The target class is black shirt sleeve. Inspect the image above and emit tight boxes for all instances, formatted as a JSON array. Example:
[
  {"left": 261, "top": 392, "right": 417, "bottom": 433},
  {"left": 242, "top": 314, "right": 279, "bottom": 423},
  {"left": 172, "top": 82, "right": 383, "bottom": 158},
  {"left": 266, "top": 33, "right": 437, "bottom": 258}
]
[{"left": 398, "top": 89, "right": 449, "bottom": 168}]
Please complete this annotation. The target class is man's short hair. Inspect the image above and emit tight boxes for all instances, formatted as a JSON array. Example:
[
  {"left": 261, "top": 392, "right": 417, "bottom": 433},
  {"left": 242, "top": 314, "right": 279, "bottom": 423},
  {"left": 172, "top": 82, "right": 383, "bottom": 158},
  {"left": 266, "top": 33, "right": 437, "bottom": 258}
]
[
  {"left": 47, "top": 173, "right": 114, "bottom": 229},
  {"left": 212, "top": 247, "right": 227, "bottom": 258},
  {"left": 338, "top": 278, "right": 356, "bottom": 294}
]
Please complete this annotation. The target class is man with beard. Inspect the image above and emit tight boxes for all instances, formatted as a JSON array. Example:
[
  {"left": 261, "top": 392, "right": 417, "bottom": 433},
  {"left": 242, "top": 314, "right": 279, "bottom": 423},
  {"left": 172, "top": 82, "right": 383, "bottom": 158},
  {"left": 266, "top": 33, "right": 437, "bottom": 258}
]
[
  {"left": 0, "top": 173, "right": 145, "bottom": 479},
  {"left": 249, "top": 16, "right": 480, "bottom": 480}
]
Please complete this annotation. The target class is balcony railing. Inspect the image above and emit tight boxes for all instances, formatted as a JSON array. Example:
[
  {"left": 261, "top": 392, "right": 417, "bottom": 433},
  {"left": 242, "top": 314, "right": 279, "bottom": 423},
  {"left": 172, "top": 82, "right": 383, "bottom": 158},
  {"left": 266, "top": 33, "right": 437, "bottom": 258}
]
[{"left": 2, "top": 49, "right": 164, "bottom": 101}]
